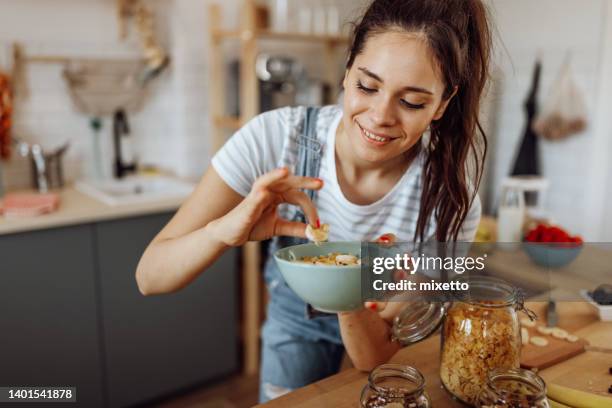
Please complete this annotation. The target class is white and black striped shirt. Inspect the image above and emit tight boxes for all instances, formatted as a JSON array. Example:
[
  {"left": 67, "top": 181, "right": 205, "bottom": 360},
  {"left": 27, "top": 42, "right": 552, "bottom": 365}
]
[{"left": 211, "top": 105, "right": 481, "bottom": 242}]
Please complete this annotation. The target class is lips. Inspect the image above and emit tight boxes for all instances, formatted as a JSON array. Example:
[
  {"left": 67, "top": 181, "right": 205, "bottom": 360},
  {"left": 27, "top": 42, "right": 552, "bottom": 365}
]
[{"left": 356, "top": 122, "right": 397, "bottom": 146}]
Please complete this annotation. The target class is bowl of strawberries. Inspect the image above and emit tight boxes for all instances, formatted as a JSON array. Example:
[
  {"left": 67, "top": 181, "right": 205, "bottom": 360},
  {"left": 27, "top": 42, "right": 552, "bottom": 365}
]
[{"left": 523, "top": 224, "right": 583, "bottom": 268}]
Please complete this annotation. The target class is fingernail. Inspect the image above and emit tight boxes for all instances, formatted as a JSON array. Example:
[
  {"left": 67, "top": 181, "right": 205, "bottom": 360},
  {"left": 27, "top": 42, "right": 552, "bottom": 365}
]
[
  {"left": 315, "top": 218, "right": 320, "bottom": 228},
  {"left": 368, "top": 302, "right": 378, "bottom": 311},
  {"left": 380, "top": 236, "right": 390, "bottom": 243}
]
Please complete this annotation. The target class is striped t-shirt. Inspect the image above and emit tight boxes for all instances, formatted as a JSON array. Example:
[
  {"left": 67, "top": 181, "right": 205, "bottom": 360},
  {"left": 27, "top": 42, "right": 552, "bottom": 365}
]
[{"left": 211, "top": 105, "right": 481, "bottom": 242}]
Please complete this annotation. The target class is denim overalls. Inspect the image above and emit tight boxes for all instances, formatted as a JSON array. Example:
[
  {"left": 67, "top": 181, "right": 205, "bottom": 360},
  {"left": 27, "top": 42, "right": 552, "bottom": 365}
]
[{"left": 259, "top": 107, "right": 344, "bottom": 403}]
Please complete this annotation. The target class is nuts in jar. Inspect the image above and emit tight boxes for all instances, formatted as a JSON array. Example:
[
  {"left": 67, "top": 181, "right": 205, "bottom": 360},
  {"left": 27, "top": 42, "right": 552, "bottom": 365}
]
[
  {"left": 477, "top": 368, "right": 550, "bottom": 408},
  {"left": 440, "top": 277, "right": 526, "bottom": 405},
  {"left": 360, "top": 364, "right": 431, "bottom": 408}
]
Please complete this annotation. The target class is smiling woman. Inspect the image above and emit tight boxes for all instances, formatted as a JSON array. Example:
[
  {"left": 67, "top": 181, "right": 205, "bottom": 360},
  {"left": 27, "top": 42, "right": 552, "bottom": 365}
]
[{"left": 135, "top": 0, "right": 492, "bottom": 404}]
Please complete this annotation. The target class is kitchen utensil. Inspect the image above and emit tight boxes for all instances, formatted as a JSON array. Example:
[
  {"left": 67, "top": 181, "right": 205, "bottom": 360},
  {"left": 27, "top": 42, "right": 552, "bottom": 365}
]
[
  {"left": 88, "top": 117, "right": 105, "bottom": 180},
  {"left": 274, "top": 242, "right": 362, "bottom": 312},
  {"left": 520, "top": 326, "right": 588, "bottom": 370},
  {"left": 547, "top": 300, "right": 558, "bottom": 327},
  {"left": 14, "top": 138, "right": 69, "bottom": 192},
  {"left": 62, "top": 59, "right": 148, "bottom": 116}
]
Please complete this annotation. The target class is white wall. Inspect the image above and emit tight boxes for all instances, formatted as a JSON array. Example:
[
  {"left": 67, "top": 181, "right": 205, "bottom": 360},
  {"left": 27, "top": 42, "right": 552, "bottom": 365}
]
[
  {"left": 0, "top": 0, "right": 183, "bottom": 187},
  {"left": 485, "top": 0, "right": 610, "bottom": 240},
  {"left": 0, "top": 0, "right": 360, "bottom": 189}
]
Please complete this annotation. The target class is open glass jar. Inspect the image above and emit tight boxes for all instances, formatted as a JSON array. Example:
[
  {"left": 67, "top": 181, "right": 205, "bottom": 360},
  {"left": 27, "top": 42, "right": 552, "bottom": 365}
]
[
  {"left": 477, "top": 368, "right": 550, "bottom": 408},
  {"left": 440, "top": 277, "right": 528, "bottom": 405},
  {"left": 360, "top": 364, "right": 431, "bottom": 408}
]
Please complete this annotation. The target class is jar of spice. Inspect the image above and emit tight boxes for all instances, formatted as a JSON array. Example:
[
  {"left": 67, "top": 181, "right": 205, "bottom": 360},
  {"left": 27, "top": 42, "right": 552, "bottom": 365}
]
[
  {"left": 360, "top": 364, "right": 431, "bottom": 408},
  {"left": 477, "top": 368, "right": 550, "bottom": 408},
  {"left": 440, "top": 276, "right": 533, "bottom": 405}
]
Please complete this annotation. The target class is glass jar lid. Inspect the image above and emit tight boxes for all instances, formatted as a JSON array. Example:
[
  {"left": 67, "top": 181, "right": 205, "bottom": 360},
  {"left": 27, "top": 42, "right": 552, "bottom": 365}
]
[
  {"left": 391, "top": 299, "right": 446, "bottom": 345},
  {"left": 391, "top": 276, "right": 536, "bottom": 345}
]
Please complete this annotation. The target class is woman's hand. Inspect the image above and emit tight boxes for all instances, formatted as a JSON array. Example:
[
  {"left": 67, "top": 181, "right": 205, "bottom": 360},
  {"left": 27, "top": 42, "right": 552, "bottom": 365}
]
[{"left": 206, "top": 167, "right": 323, "bottom": 247}]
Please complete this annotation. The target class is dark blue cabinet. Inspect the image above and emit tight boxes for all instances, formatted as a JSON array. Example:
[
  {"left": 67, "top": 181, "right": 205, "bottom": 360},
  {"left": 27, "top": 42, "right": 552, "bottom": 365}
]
[
  {"left": 0, "top": 224, "right": 105, "bottom": 407},
  {"left": 95, "top": 213, "right": 238, "bottom": 407},
  {"left": 0, "top": 212, "right": 238, "bottom": 407}
]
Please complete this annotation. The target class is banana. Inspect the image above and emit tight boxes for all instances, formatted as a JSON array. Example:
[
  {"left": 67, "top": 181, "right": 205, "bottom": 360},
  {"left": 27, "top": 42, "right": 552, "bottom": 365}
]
[
  {"left": 549, "top": 398, "right": 573, "bottom": 408},
  {"left": 547, "top": 382, "right": 612, "bottom": 408}
]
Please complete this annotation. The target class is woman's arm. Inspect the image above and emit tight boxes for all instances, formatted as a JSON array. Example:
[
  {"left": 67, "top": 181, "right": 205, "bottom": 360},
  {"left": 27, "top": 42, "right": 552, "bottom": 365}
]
[
  {"left": 338, "top": 308, "right": 401, "bottom": 371},
  {"left": 135, "top": 166, "right": 322, "bottom": 295},
  {"left": 135, "top": 167, "right": 240, "bottom": 295}
]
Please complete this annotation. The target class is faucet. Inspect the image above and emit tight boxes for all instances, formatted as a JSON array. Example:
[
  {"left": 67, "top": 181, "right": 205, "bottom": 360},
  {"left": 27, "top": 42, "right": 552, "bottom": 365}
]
[{"left": 113, "top": 109, "right": 137, "bottom": 179}]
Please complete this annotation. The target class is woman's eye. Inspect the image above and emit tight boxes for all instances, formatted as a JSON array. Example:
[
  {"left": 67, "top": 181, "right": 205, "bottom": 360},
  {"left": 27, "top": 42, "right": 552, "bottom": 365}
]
[
  {"left": 400, "top": 99, "right": 426, "bottom": 110},
  {"left": 356, "top": 80, "right": 376, "bottom": 94}
]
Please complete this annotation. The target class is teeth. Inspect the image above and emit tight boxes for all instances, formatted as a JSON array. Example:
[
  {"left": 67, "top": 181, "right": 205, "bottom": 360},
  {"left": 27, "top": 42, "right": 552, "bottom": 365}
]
[{"left": 361, "top": 126, "right": 389, "bottom": 142}]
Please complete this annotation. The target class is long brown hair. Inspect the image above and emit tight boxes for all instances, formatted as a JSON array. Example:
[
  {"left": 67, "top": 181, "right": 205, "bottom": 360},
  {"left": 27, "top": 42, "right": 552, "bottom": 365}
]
[{"left": 346, "top": 0, "right": 491, "bottom": 242}]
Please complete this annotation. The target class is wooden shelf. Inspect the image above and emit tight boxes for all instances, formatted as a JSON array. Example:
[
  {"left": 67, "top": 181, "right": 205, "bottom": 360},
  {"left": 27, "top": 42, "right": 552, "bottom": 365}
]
[
  {"left": 208, "top": 0, "right": 347, "bottom": 377},
  {"left": 213, "top": 115, "right": 243, "bottom": 130},
  {"left": 212, "top": 29, "right": 349, "bottom": 45}
]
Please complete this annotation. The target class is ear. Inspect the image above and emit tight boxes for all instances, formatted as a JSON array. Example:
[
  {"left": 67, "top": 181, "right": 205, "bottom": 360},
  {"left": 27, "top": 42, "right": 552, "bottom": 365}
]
[
  {"left": 342, "top": 69, "right": 350, "bottom": 90},
  {"left": 432, "top": 86, "right": 458, "bottom": 121}
]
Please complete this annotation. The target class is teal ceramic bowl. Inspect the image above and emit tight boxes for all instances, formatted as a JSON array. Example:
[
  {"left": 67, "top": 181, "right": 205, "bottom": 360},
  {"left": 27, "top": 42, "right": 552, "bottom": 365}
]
[
  {"left": 274, "top": 242, "right": 362, "bottom": 313},
  {"left": 523, "top": 243, "right": 582, "bottom": 268}
]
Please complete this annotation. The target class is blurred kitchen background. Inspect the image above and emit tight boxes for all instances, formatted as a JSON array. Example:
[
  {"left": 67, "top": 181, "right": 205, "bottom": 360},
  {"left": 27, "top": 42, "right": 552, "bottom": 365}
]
[{"left": 0, "top": 0, "right": 611, "bottom": 407}]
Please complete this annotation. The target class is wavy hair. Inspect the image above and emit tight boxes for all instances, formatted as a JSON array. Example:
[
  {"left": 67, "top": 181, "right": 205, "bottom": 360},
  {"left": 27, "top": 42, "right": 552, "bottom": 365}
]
[{"left": 346, "top": 0, "right": 491, "bottom": 241}]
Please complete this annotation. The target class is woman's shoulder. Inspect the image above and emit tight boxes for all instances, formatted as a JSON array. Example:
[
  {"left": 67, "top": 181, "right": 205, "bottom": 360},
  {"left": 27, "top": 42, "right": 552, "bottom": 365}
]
[{"left": 254, "top": 104, "right": 341, "bottom": 130}]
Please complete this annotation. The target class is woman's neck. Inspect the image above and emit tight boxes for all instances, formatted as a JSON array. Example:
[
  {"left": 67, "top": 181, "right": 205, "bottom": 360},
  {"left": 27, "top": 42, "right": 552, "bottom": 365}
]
[{"left": 334, "top": 120, "right": 419, "bottom": 205}]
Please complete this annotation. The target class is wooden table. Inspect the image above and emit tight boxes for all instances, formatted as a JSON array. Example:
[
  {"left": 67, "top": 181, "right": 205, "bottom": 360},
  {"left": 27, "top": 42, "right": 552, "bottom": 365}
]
[{"left": 257, "top": 301, "right": 612, "bottom": 407}]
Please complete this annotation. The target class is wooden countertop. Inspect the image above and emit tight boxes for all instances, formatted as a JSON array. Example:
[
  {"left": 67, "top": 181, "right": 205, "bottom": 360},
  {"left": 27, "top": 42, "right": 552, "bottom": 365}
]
[
  {"left": 257, "top": 300, "right": 612, "bottom": 407},
  {"left": 0, "top": 186, "right": 185, "bottom": 236}
]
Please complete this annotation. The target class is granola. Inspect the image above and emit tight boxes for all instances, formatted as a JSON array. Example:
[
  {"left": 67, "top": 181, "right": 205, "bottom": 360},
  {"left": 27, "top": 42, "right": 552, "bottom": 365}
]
[{"left": 440, "top": 301, "right": 521, "bottom": 405}]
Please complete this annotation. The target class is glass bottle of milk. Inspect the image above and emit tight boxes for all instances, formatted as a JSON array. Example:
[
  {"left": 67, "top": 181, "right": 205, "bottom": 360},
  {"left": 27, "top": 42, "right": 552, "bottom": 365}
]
[{"left": 498, "top": 180, "right": 526, "bottom": 242}]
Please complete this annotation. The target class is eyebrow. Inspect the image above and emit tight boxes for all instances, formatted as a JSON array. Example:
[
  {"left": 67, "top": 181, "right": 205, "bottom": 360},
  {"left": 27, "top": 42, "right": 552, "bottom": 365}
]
[{"left": 357, "top": 67, "right": 434, "bottom": 95}]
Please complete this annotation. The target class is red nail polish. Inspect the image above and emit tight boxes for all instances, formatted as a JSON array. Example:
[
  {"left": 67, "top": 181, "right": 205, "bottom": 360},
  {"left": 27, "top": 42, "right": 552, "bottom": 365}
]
[
  {"left": 369, "top": 303, "right": 378, "bottom": 311},
  {"left": 316, "top": 219, "right": 320, "bottom": 228},
  {"left": 380, "top": 236, "right": 389, "bottom": 243}
]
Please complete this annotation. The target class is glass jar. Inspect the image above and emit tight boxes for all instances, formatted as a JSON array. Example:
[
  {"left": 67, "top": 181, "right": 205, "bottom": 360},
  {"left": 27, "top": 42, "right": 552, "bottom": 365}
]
[
  {"left": 477, "top": 368, "right": 550, "bottom": 408},
  {"left": 360, "top": 364, "right": 431, "bottom": 408},
  {"left": 498, "top": 178, "right": 526, "bottom": 243},
  {"left": 439, "top": 277, "right": 530, "bottom": 405}
]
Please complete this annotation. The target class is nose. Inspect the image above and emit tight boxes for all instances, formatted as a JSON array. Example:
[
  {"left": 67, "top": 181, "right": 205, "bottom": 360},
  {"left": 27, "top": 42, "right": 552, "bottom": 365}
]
[{"left": 370, "top": 96, "right": 397, "bottom": 127}]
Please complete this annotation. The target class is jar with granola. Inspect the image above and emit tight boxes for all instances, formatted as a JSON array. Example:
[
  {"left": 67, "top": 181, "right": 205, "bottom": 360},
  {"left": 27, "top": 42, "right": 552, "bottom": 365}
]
[
  {"left": 360, "top": 364, "right": 431, "bottom": 408},
  {"left": 477, "top": 368, "right": 550, "bottom": 408},
  {"left": 439, "top": 277, "right": 531, "bottom": 406}
]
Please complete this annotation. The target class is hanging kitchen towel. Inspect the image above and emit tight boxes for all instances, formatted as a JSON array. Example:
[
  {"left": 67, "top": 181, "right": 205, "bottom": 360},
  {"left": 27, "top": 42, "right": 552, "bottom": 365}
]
[
  {"left": 512, "top": 59, "right": 541, "bottom": 176},
  {"left": 533, "top": 56, "right": 588, "bottom": 140}
]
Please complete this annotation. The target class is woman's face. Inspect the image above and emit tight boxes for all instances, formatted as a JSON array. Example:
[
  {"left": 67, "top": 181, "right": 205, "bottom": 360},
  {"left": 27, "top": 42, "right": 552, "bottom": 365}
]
[{"left": 342, "top": 30, "right": 454, "bottom": 164}]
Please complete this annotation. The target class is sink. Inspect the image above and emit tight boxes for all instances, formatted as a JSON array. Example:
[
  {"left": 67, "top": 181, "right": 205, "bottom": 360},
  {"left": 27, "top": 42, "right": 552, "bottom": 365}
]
[{"left": 75, "top": 175, "right": 196, "bottom": 206}]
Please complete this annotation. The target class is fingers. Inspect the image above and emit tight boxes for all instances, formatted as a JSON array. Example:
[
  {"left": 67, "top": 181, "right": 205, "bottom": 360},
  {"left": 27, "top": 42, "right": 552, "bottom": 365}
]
[
  {"left": 274, "top": 175, "right": 323, "bottom": 192},
  {"left": 376, "top": 233, "right": 397, "bottom": 244},
  {"left": 364, "top": 301, "right": 388, "bottom": 312},
  {"left": 274, "top": 219, "right": 308, "bottom": 239},
  {"left": 281, "top": 190, "right": 319, "bottom": 226},
  {"left": 253, "top": 167, "right": 289, "bottom": 191}
]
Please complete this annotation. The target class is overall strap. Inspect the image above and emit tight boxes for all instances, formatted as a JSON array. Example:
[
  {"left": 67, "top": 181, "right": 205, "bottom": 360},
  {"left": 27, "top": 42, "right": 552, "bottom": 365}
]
[
  {"left": 295, "top": 107, "right": 335, "bottom": 319},
  {"left": 295, "top": 107, "right": 322, "bottom": 196},
  {"left": 292, "top": 106, "right": 322, "bottom": 223}
]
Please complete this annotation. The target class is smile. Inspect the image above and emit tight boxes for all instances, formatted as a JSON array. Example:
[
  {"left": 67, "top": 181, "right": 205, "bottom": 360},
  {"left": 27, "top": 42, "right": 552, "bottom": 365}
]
[{"left": 357, "top": 122, "right": 396, "bottom": 145}]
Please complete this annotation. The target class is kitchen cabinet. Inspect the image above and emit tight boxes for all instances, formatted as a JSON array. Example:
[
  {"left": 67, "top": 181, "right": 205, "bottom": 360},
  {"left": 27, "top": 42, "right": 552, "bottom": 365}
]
[
  {"left": 0, "top": 224, "right": 105, "bottom": 407},
  {"left": 0, "top": 211, "right": 239, "bottom": 407},
  {"left": 95, "top": 213, "right": 238, "bottom": 407}
]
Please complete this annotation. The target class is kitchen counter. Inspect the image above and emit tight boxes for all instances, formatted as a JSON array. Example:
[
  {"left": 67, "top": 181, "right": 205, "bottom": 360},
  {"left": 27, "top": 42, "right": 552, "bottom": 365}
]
[
  {"left": 0, "top": 186, "right": 186, "bottom": 236},
  {"left": 257, "top": 301, "right": 612, "bottom": 407}
]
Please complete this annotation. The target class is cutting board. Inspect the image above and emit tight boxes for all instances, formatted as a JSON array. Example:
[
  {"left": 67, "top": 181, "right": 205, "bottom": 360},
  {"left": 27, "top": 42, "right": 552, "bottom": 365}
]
[{"left": 520, "top": 326, "right": 589, "bottom": 370}]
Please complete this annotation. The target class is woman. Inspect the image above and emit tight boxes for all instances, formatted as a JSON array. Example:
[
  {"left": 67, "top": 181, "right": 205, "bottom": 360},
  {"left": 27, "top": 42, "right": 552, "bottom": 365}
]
[{"left": 136, "top": 0, "right": 491, "bottom": 402}]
